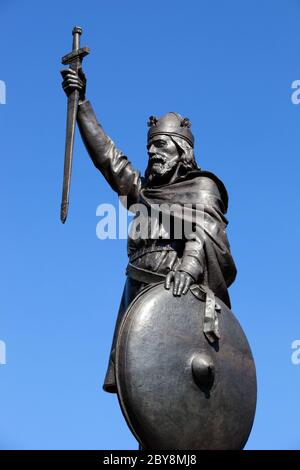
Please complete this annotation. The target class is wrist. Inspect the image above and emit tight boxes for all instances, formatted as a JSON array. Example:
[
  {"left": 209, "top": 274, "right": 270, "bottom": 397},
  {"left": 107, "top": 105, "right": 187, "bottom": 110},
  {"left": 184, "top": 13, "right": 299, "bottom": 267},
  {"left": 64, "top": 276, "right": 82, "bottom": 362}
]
[
  {"left": 178, "top": 269, "right": 195, "bottom": 281},
  {"left": 179, "top": 256, "right": 204, "bottom": 282}
]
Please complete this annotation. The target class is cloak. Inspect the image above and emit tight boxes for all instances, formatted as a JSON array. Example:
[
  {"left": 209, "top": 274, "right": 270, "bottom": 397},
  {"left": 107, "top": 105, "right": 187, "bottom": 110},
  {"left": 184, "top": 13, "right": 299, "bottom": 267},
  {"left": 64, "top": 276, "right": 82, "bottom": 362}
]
[
  {"left": 103, "top": 171, "right": 237, "bottom": 392},
  {"left": 140, "top": 170, "right": 237, "bottom": 308}
]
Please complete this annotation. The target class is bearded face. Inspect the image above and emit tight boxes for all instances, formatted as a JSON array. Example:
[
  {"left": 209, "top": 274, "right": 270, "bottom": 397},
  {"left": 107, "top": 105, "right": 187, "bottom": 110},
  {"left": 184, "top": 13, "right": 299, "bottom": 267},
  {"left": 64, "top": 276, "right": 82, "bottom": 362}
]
[{"left": 146, "top": 135, "right": 181, "bottom": 184}]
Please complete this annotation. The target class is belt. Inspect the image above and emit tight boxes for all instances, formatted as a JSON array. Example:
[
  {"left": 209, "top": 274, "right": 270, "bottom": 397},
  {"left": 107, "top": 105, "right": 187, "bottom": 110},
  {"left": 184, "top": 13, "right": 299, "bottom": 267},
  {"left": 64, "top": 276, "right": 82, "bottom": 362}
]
[
  {"left": 129, "top": 245, "right": 175, "bottom": 263},
  {"left": 126, "top": 262, "right": 166, "bottom": 284}
]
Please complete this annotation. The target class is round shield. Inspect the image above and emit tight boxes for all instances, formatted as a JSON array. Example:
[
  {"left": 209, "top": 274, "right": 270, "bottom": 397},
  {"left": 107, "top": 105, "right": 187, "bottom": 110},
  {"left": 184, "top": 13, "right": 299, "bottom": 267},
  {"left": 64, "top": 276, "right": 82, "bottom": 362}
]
[{"left": 115, "top": 282, "right": 256, "bottom": 450}]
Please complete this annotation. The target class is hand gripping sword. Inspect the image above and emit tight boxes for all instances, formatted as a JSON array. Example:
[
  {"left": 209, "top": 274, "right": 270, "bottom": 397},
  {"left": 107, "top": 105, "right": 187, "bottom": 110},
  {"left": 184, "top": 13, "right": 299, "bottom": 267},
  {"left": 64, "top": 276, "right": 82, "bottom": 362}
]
[{"left": 60, "top": 26, "right": 90, "bottom": 223}]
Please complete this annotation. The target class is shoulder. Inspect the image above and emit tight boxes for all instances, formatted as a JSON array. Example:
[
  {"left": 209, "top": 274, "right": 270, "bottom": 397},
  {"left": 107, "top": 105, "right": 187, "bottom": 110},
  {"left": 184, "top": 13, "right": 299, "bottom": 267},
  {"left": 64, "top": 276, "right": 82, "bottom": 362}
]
[{"left": 193, "top": 171, "right": 229, "bottom": 213}]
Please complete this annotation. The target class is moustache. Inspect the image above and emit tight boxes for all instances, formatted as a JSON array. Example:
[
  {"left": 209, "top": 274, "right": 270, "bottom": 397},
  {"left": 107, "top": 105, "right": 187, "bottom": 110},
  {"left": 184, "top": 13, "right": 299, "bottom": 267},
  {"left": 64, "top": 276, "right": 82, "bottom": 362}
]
[{"left": 149, "top": 154, "right": 167, "bottom": 164}]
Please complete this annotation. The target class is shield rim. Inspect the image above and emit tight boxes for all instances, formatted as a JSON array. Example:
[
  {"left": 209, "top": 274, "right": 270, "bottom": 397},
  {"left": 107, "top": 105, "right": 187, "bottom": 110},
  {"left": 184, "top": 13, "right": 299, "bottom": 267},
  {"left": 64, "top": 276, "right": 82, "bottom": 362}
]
[{"left": 115, "top": 282, "right": 160, "bottom": 448}]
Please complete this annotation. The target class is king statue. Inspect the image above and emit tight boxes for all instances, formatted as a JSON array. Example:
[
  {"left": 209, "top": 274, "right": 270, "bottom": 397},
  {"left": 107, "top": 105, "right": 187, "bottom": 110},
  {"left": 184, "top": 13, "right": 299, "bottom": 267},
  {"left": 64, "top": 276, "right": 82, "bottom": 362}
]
[{"left": 60, "top": 31, "right": 256, "bottom": 450}]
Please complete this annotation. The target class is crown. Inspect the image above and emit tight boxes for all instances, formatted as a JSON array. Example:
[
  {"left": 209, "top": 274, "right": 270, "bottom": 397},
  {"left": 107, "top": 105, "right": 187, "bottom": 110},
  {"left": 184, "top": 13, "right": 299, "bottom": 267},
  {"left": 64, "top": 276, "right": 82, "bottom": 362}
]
[{"left": 147, "top": 112, "right": 194, "bottom": 147}]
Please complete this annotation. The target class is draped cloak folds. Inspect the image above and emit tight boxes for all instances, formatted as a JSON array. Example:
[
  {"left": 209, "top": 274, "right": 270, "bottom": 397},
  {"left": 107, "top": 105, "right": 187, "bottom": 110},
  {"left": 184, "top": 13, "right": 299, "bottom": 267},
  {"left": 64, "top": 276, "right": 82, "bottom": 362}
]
[
  {"left": 103, "top": 170, "right": 237, "bottom": 393},
  {"left": 139, "top": 170, "right": 237, "bottom": 307}
]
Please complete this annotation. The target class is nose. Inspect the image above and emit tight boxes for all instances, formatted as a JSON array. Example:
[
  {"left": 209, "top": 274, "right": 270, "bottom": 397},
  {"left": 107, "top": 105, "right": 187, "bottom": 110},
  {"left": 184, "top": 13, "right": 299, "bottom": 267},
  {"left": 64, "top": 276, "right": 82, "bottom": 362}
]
[{"left": 148, "top": 144, "right": 156, "bottom": 157}]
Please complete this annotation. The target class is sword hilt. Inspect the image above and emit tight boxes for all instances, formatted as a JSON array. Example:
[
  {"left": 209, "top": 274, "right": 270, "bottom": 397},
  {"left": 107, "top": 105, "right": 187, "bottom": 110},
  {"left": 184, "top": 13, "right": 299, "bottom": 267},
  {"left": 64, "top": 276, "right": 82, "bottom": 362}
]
[
  {"left": 72, "top": 26, "right": 82, "bottom": 51},
  {"left": 61, "top": 26, "right": 90, "bottom": 66}
]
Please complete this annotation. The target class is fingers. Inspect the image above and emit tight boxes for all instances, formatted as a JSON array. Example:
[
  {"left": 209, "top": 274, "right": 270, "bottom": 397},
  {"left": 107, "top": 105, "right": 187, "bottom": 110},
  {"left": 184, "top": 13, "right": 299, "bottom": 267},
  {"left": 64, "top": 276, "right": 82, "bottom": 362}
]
[
  {"left": 62, "top": 83, "right": 83, "bottom": 97},
  {"left": 61, "top": 70, "right": 85, "bottom": 96},
  {"left": 60, "top": 68, "right": 77, "bottom": 78},
  {"left": 62, "top": 79, "right": 84, "bottom": 89},
  {"left": 165, "top": 271, "right": 193, "bottom": 296},
  {"left": 182, "top": 275, "right": 192, "bottom": 295},
  {"left": 172, "top": 271, "right": 181, "bottom": 296},
  {"left": 165, "top": 271, "right": 174, "bottom": 290},
  {"left": 62, "top": 75, "right": 84, "bottom": 87},
  {"left": 61, "top": 68, "right": 86, "bottom": 84},
  {"left": 62, "top": 84, "right": 82, "bottom": 95},
  {"left": 176, "top": 271, "right": 189, "bottom": 296}
]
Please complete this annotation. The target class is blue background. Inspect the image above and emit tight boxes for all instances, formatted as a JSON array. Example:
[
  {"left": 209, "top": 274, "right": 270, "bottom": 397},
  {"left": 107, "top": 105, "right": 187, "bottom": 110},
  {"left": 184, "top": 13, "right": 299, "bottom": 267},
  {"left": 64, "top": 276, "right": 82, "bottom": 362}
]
[{"left": 0, "top": 0, "right": 300, "bottom": 450}]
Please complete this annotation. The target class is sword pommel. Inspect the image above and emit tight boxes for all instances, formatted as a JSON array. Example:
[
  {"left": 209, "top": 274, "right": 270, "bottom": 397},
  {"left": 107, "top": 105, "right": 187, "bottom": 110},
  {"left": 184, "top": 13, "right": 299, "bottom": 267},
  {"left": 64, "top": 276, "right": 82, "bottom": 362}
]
[
  {"left": 72, "top": 26, "right": 82, "bottom": 36},
  {"left": 72, "top": 26, "right": 82, "bottom": 50},
  {"left": 61, "top": 47, "right": 90, "bottom": 66}
]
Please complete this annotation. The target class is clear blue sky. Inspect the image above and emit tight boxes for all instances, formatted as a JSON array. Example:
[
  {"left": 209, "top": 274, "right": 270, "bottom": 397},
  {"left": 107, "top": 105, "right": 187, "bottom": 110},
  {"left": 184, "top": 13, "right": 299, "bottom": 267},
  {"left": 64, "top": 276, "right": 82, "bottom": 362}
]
[{"left": 1, "top": 0, "right": 300, "bottom": 450}]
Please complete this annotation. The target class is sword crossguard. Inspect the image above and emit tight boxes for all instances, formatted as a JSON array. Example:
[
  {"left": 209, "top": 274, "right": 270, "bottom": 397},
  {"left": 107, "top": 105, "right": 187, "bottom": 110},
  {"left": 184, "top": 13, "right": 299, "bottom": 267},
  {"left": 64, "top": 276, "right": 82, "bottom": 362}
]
[
  {"left": 61, "top": 47, "right": 90, "bottom": 66},
  {"left": 61, "top": 25, "right": 90, "bottom": 66}
]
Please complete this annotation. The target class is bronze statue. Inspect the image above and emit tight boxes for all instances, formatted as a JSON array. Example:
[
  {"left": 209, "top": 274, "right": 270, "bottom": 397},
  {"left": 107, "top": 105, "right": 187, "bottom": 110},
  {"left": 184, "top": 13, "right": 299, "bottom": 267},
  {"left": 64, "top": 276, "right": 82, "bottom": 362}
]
[{"left": 61, "top": 27, "right": 256, "bottom": 450}]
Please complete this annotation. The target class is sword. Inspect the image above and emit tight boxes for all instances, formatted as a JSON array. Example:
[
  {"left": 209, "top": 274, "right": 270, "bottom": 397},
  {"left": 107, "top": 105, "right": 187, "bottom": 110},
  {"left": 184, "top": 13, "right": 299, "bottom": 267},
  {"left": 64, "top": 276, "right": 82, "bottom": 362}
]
[{"left": 60, "top": 26, "right": 90, "bottom": 223}]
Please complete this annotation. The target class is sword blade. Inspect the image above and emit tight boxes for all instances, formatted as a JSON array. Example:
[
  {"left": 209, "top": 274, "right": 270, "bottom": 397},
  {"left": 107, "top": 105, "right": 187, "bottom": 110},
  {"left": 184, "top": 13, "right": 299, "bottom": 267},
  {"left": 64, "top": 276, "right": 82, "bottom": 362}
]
[
  {"left": 60, "top": 88, "right": 79, "bottom": 223},
  {"left": 60, "top": 26, "right": 89, "bottom": 223}
]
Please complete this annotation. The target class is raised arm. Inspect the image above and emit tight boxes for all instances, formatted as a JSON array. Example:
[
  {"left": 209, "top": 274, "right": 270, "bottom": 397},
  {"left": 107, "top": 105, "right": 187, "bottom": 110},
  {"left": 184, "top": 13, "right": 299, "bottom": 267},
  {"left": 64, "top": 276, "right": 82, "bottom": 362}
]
[
  {"left": 61, "top": 68, "right": 141, "bottom": 205},
  {"left": 77, "top": 100, "right": 141, "bottom": 203}
]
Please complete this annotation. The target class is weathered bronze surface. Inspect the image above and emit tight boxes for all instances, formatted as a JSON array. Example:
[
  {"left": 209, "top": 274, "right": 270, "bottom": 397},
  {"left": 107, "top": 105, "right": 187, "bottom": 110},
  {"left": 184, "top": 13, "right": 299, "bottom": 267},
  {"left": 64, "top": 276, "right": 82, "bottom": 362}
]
[
  {"left": 60, "top": 27, "right": 89, "bottom": 223},
  {"left": 116, "top": 282, "right": 256, "bottom": 450},
  {"left": 61, "top": 27, "right": 256, "bottom": 449}
]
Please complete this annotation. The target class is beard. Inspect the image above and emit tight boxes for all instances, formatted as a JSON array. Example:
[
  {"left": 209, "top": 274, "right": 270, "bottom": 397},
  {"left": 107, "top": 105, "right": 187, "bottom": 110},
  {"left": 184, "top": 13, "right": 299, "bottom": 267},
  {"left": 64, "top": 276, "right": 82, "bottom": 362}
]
[{"left": 145, "top": 155, "right": 179, "bottom": 186}]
